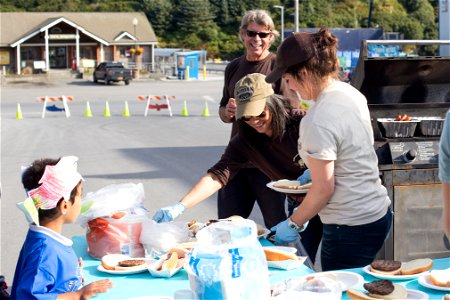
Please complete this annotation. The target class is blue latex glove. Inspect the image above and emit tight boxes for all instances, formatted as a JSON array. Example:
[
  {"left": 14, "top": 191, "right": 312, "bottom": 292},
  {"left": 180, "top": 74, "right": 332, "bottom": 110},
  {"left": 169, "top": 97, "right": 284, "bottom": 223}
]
[
  {"left": 297, "top": 169, "right": 311, "bottom": 185},
  {"left": 271, "top": 219, "right": 299, "bottom": 245},
  {"left": 152, "top": 202, "right": 185, "bottom": 223}
]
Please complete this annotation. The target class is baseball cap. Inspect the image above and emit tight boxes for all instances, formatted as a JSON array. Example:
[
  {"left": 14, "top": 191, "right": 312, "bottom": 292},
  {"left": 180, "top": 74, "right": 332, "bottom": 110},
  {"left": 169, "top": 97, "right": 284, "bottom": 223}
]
[
  {"left": 266, "top": 32, "right": 315, "bottom": 83},
  {"left": 234, "top": 73, "right": 274, "bottom": 120}
]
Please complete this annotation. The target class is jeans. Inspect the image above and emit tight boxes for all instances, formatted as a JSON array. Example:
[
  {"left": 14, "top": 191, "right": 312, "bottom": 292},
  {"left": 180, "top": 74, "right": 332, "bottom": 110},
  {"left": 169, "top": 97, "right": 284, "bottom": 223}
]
[
  {"left": 321, "top": 209, "right": 393, "bottom": 271},
  {"left": 286, "top": 197, "right": 323, "bottom": 264},
  {"left": 218, "top": 168, "right": 287, "bottom": 229}
]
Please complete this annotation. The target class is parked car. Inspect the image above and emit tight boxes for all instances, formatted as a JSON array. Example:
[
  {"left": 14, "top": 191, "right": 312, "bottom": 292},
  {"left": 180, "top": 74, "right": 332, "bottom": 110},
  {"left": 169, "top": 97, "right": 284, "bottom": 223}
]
[{"left": 93, "top": 62, "right": 132, "bottom": 85}]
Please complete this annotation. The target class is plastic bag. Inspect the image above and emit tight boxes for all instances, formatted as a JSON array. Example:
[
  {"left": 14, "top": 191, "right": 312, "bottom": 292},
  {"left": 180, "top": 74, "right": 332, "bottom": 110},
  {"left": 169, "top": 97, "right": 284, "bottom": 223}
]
[
  {"left": 77, "top": 183, "right": 149, "bottom": 259},
  {"left": 78, "top": 183, "right": 146, "bottom": 225},
  {"left": 140, "top": 220, "right": 190, "bottom": 258},
  {"left": 86, "top": 213, "right": 147, "bottom": 259},
  {"left": 185, "top": 219, "right": 271, "bottom": 300}
]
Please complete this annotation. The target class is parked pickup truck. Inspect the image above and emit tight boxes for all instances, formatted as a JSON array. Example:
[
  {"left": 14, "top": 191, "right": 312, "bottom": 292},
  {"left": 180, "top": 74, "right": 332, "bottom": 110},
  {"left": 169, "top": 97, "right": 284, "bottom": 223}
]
[{"left": 93, "top": 62, "right": 132, "bottom": 85}]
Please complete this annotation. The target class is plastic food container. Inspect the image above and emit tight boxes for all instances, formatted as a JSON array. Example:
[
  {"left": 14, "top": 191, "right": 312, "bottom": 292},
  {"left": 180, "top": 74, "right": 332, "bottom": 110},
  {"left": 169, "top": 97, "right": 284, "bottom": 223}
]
[
  {"left": 377, "top": 118, "right": 420, "bottom": 138},
  {"left": 417, "top": 117, "right": 445, "bottom": 136}
]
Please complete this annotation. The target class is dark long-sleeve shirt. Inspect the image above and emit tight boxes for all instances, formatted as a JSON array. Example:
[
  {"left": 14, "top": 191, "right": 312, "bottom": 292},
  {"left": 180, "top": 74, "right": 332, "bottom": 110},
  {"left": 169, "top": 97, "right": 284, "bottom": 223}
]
[{"left": 208, "top": 117, "right": 306, "bottom": 186}]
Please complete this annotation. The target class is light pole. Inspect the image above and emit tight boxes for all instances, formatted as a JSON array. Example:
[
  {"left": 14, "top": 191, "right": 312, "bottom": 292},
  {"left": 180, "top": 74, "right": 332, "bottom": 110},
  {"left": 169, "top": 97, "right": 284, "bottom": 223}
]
[
  {"left": 132, "top": 17, "right": 138, "bottom": 51},
  {"left": 132, "top": 17, "right": 139, "bottom": 77},
  {"left": 274, "top": 5, "right": 284, "bottom": 41}
]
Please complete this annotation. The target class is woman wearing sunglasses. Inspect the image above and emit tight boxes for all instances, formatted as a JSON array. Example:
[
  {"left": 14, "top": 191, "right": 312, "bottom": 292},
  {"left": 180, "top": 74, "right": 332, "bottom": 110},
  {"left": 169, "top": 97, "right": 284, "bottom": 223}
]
[
  {"left": 266, "top": 28, "right": 392, "bottom": 271},
  {"left": 153, "top": 73, "right": 323, "bottom": 265},
  {"left": 216, "top": 9, "right": 288, "bottom": 234}
]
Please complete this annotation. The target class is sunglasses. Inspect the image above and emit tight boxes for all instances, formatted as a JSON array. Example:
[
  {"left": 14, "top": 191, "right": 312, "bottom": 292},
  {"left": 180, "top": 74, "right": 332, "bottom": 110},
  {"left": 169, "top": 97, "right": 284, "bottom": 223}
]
[
  {"left": 246, "top": 30, "right": 271, "bottom": 39},
  {"left": 242, "top": 111, "right": 267, "bottom": 122}
]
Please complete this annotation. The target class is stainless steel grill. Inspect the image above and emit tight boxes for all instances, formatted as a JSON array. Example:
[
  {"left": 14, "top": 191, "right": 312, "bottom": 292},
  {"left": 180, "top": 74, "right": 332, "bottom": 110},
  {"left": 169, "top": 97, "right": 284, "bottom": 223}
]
[{"left": 351, "top": 40, "right": 450, "bottom": 261}]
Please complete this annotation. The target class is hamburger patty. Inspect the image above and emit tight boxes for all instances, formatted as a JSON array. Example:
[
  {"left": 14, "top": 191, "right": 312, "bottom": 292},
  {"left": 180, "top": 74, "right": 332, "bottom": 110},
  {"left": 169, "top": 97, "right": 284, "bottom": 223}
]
[
  {"left": 118, "top": 259, "right": 146, "bottom": 267},
  {"left": 363, "top": 280, "right": 395, "bottom": 295},
  {"left": 371, "top": 260, "right": 401, "bottom": 272}
]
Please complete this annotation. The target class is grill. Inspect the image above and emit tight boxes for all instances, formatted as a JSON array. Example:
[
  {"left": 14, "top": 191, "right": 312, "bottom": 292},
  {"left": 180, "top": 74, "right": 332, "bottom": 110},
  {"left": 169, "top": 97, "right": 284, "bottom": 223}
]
[{"left": 351, "top": 40, "right": 450, "bottom": 261}]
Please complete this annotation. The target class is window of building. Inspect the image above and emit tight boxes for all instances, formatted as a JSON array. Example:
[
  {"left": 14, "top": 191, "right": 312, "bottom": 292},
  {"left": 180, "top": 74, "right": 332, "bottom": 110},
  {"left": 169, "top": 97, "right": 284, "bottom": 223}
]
[
  {"left": 80, "top": 46, "right": 94, "bottom": 59},
  {"left": 21, "top": 48, "right": 38, "bottom": 60}
]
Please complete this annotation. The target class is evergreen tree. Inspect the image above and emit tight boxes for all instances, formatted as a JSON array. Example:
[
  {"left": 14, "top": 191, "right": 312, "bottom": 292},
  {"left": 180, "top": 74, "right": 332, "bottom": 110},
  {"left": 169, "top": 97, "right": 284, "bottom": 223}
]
[{"left": 141, "top": 0, "right": 173, "bottom": 37}]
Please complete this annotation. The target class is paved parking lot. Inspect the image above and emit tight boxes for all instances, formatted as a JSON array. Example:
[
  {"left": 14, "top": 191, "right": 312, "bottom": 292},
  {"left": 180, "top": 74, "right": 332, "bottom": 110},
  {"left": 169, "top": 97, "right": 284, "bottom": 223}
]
[{"left": 0, "top": 75, "right": 266, "bottom": 282}]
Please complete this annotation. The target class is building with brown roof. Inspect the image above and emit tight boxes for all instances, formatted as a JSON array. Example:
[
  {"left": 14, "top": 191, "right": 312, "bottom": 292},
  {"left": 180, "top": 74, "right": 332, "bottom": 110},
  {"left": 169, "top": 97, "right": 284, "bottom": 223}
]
[{"left": 0, "top": 12, "right": 158, "bottom": 75}]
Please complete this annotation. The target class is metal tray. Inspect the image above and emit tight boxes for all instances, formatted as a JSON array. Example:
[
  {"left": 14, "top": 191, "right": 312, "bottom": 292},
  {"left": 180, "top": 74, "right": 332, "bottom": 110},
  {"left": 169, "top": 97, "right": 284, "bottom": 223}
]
[
  {"left": 417, "top": 117, "right": 444, "bottom": 136},
  {"left": 377, "top": 118, "right": 420, "bottom": 138}
]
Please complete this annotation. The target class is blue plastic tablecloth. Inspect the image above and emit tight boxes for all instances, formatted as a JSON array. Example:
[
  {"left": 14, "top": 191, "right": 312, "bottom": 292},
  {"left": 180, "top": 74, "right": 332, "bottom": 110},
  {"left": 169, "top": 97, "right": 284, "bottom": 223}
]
[{"left": 72, "top": 236, "right": 449, "bottom": 299}]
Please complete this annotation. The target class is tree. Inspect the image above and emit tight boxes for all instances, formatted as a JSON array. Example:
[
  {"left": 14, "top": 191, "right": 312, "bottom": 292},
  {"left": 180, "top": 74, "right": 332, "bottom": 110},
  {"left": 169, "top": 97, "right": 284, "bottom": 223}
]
[
  {"left": 141, "top": 0, "right": 173, "bottom": 37},
  {"left": 172, "top": 0, "right": 215, "bottom": 35},
  {"left": 0, "top": 0, "right": 441, "bottom": 59}
]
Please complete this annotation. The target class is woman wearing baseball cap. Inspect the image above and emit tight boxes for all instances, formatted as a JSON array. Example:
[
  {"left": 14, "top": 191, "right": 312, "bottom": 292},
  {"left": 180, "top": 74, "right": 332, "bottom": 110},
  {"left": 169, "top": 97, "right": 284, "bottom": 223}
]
[
  {"left": 266, "top": 28, "right": 392, "bottom": 271},
  {"left": 153, "top": 73, "right": 323, "bottom": 265}
]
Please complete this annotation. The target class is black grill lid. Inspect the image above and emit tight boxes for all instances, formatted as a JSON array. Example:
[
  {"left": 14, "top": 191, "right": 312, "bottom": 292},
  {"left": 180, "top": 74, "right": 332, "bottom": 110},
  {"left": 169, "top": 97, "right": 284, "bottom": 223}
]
[{"left": 351, "top": 40, "right": 450, "bottom": 105}]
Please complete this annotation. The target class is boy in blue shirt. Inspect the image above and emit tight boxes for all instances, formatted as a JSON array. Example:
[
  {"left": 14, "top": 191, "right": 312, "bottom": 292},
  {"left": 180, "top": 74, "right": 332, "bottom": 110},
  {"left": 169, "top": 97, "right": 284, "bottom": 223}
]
[{"left": 12, "top": 156, "right": 112, "bottom": 299}]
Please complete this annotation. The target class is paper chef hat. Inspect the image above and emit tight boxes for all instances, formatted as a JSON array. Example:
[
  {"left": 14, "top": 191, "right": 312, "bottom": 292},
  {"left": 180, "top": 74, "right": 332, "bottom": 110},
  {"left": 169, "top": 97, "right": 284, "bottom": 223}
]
[{"left": 28, "top": 156, "right": 83, "bottom": 210}]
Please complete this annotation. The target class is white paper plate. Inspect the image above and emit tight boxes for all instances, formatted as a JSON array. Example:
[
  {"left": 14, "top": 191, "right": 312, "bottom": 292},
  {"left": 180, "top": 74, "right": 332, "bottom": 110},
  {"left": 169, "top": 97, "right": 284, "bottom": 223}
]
[
  {"left": 125, "top": 297, "right": 173, "bottom": 300},
  {"left": 267, "top": 256, "right": 307, "bottom": 270},
  {"left": 263, "top": 246, "right": 297, "bottom": 254},
  {"left": 301, "top": 271, "right": 364, "bottom": 291},
  {"left": 266, "top": 180, "right": 309, "bottom": 194},
  {"left": 97, "top": 258, "right": 155, "bottom": 275},
  {"left": 258, "top": 228, "right": 271, "bottom": 239},
  {"left": 406, "top": 289, "right": 429, "bottom": 300},
  {"left": 418, "top": 273, "right": 450, "bottom": 291},
  {"left": 362, "top": 265, "right": 428, "bottom": 280},
  {"left": 147, "top": 255, "right": 184, "bottom": 278},
  {"left": 346, "top": 289, "right": 428, "bottom": 300}
]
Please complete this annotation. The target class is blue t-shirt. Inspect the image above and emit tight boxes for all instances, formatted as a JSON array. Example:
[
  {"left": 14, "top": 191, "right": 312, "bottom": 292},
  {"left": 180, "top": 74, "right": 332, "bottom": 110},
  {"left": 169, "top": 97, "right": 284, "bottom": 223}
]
[
  {"left": 440, "top": 109, "right": 450, "bottom": 183},
  {"left": 11, "top": 225, "right": 83, "bottom": 300}
]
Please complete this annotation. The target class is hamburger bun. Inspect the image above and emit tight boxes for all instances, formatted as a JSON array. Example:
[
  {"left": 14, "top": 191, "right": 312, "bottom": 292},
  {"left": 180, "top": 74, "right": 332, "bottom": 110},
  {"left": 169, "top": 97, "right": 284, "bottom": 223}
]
[
  {"left": 429, "top": 269, "right": 450, "bottom": 287},
  {"left": 101, "top": 254, "right": 130, "bottom": 270},
  {"left": 400, "top": 258, "right": 433, "bottom": 275},
  {"left": 263, "top": 247, "right": 298, "bottom": 261},
  {"left": 370, "top": 260, "right": 401, "bottom": 276},
  {"left": 369, "top": 258, "right": 432, "bottom": 276},
  {"left": 347, "top": 283, "right": 407, "bottom": 300},
  {"left": 363, "top": 280, "right": 394, "bottom": 296},
  {"left": 114, "top": 259, "right": 147, "bottom": 271}
]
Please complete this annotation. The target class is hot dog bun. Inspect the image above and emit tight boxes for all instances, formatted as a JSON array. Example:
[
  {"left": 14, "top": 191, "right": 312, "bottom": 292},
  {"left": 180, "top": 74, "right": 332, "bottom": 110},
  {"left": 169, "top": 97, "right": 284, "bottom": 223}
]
[
  {"left": 263, "top": 247, "right": 298, "bottom": 261},
  {"left": 167, "top": 246, "right": 190, "bottom": 258},
  {"left": 161, "top": 252, "right": 179, "bottom": 271},
  {"left": 429, "top": 269, "right": 450, "bottom": 287}
]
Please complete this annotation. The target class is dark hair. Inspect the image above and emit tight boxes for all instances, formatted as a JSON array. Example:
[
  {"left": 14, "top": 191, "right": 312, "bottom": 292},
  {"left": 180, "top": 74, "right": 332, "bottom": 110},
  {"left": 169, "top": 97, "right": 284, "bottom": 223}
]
[
  {"left": 286, "top": 28, "right": 339, "bottom": 81},
  {"left": 22, "top": 158, "right": 77, "bottom": 222},
  {"left": 238, "top": 94, "right": 293, "bottom": 141}
]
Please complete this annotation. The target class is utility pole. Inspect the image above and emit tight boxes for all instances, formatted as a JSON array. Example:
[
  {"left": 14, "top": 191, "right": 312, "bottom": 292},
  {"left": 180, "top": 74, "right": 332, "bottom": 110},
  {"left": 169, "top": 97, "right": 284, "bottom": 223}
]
[
  {"left": 368, "top": 0, "right": 373, "bottom": 27},
  {"left": 295, "top": 0, "right": 299, "bottom": 32},
  {"left": 274, "top": 5, "right": 285, "bottom": 41}
]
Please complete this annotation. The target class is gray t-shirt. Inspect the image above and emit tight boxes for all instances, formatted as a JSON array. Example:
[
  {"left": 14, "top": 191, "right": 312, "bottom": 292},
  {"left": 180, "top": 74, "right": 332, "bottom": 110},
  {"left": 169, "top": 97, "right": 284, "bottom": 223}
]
[{"left": 298, "top": 81, "right": 391, "bottom": 225}]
